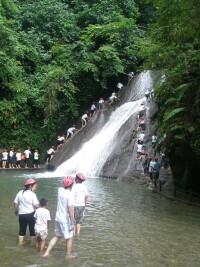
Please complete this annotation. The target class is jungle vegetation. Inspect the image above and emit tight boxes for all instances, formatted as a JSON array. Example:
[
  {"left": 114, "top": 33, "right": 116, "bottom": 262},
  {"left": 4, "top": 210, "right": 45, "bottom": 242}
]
[{"left": 0, "top": 0, "right": 199, "bottom": 192}]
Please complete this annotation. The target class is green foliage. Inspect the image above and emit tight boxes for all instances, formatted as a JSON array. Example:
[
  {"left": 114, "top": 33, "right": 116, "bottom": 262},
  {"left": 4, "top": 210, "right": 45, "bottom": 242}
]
[
  {"left": 0, "top": 0, "right": 146, "bottom": 160},
  {"left": 142, "top": 0, "right": 200, "bottom": 192}
]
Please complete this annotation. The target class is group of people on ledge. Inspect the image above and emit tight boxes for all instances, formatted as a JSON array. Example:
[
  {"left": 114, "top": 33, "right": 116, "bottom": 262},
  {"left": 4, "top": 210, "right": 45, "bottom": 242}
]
[
  {"left": 0, "top": 146, "right": 40, "bottom": 169},
  {"left": 13, "top": 173, "right": 88, "bottom": 259}
]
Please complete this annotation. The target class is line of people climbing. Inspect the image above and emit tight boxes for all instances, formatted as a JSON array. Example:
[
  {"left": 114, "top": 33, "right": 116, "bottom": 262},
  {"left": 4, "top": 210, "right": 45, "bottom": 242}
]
[
  {"left": 47, "top": 73, "right": 136, "bottom": 161},
  {"left": 135, "top": 93, "right": 170, "bottom": 189}
]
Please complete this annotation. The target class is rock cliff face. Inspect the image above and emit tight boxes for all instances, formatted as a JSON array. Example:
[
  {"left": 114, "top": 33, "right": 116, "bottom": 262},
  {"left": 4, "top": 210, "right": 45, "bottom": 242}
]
[{"left": 48, "top": 70, "right": 162, "bottom": 180}]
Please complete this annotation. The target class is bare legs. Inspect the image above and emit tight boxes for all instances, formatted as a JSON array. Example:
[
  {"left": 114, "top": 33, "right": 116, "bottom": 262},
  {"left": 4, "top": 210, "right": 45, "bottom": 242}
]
[
  {"left": 43, "top": 236, "right": 60, "bottom": 257},
  {"left": 74, "top": 224, "right": 81, "bottom": 235},
  {"left": 35, "top": 236, "right": 46, "bottom": 252},
  {"left": 65, "top": 238, "right": 75, "bottom": 259},
  {"left": 18, "top": 235, "right": 25, "bottom": 245},
  {"left": 43, "top": 236, "right": 75, "bottom": 259}
]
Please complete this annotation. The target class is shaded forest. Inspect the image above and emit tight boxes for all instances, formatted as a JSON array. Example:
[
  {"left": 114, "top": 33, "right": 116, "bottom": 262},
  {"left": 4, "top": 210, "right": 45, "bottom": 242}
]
[{"left": 0, "top": 0, "right": 200, "bottom": 192}]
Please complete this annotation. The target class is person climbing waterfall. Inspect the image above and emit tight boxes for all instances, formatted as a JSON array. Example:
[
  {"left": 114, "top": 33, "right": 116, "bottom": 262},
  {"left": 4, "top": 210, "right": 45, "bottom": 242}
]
[
  {"left": 138, "top": 103, "right": 146, "bottom": 119},
  {"left": 98, "top": 97, "right": 104, "bottom": 109},
  {"left": 56, "top": 135, "right": 65, "bottom": 149},
  {"left": 13, "top": 178, "right": 39, "bottom": 246},
  {"left": 138, "top": 131, "right": 145, "bottom": 144},
  {"left": 66, "top": 126, "right": 78, "bottom": 140},
  {"left": 108, "top": 92, "right": 120, "bottom": 107},
  {"left": 89, "top": 102, "right": 97, "bottom": 117},
  {"left": 81, "top": 113, "right": 89, "bottom": 127},
  {"left": 71, "top": 173, "right": 88, "bottom": 235}
]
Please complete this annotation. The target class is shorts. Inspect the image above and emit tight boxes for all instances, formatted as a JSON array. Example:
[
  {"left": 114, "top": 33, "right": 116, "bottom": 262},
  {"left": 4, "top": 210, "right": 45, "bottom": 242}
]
[
  {"left": 74, "top": 206, "right": 85, "bottom": 224},
  {"left": 54, "top": 221, "right": 73, "bottom": 239},
  {"left": 34, "top": 159, "right": 39, "bottom": 165},
  {"left": 9, "top": 157, "right": 15, "bottom": 164},
  {"left": 25, "top": 158, "right": 30, "bottom": 164},
  {"left": 19, "top": 212, "right": 35, "bottom": 236},
  {"left": 35, "top": 228, "right": 48, "bottom": 240}
]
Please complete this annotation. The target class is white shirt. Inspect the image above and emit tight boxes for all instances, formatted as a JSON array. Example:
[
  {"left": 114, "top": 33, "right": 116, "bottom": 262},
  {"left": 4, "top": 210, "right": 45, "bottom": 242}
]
[
  {"left": 24, "top": 149, "right": 31, "bottom": 159},
  {"left": 109, "top": 95, "right": 118, "bottom": 101},
  {"left": 14, "top": 190, "right": 39, "bottom": 214},
  {"left": 137, "top": 144, "right": 143, "bottom": 152},
  {"left": 152, "top": 135, "right": 157, "bottom": 143},
  {"left": 34, "top": 152, "right": 39, "bottom": 160},
  {"left": 72, "top": 183, "right": 88, "bottom": 207},
  {"left": 149, "top": 160, "right": 154, "bottom": 172},
  {"left": 16, "top": 152, "right": 21, "bottom": 161},
  {"left": 90, "top": 104, "right": 97, "bottom": 111},
  {"left": 99, "top": 99, "right": 104, "bottom": 104},
  {"left": 82, "top": 114, "right": 88, "bottom": 120},
  {"left": 139, "top": 105, "right": 145, "bottom": 111},
  {"left": 2, "top": 152, "right": 8, "bottom": 160},
  {"left": 55, "top": 187, "right": 74, "bottom": 223},
  {"left": 138, "top": 133, "right": 145, "bottom": 142},
  {"left": 47, "top": 148, "right": 54, "bottom": 155},
  {"left": 9, "top": 151, "right": 14, "bottom": 157},
  {"left": 117, "top": 83, "right": 123, "bottom": 89},
  {"left": 58, "top": 136, "right": 65, "bottom": 141},
  {"left": 67, "top": 127, "right": 76, "bottom": 133},
  {"left": 34, "top": 207, "right": 51, "bottom": 231}
]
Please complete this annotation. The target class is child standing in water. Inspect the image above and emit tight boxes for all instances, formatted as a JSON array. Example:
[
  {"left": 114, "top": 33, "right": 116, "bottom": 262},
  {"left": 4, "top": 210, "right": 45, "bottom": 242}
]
[{"left": 34, "top": 198, "right": 51, "bottom": 252}]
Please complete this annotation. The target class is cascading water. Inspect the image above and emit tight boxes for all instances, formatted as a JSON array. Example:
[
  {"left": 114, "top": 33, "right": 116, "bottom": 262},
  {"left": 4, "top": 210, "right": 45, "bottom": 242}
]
[
  {"left": 53, "top": 100, "right": 144, "bottom": 177},
  {"left": 35, "top": 70, "right": 156, "bottom": 178}
]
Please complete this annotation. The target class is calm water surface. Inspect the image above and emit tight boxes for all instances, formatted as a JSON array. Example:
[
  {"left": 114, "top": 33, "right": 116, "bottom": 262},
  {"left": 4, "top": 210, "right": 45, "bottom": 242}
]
[{"left": 0, "top": 171, "right": 200, "bottom": 267}]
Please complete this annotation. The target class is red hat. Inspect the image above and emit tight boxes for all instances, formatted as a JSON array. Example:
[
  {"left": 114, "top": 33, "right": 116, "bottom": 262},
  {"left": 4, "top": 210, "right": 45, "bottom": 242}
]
[
  {"left": 63, "top": 176, "right": 74, "bottom": 187},
  {"left": 24, "top": 178, "right": 36, "bottom": 186},
  {"left": 76, "top": 173, "right": 86, "bottom": 181}
]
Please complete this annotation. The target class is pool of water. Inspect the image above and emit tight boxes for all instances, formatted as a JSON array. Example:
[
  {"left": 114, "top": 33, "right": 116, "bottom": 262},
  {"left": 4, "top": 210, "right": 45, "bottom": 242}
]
[{"left": 0, "top": 171, "right": 200, "bottom": 267}]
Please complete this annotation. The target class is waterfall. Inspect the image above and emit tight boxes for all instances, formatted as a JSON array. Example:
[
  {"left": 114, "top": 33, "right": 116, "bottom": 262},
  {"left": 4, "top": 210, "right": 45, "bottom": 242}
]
[
  {"left": 35, "top": 70, "right": 155, "bottom": 178},
  {"left": 55, "top": 100, "right": 144, "bottom": 177}
]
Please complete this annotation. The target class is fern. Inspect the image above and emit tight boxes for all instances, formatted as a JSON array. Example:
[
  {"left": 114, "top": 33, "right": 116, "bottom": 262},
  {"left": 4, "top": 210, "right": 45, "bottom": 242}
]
[{"left": 164, "top": 107, "right": 185, "bottom": 122}]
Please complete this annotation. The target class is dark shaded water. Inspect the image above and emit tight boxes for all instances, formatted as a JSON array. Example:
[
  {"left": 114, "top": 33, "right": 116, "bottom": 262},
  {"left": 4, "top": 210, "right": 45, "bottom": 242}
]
[{"left": 0, "top": 171, "right": 200, "bottom": 267}]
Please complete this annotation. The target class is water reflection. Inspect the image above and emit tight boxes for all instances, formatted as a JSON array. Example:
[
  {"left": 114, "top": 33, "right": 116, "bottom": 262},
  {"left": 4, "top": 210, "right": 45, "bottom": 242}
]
[{"left": 0, "top": 172, "right": 200, "bottom": 267}]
